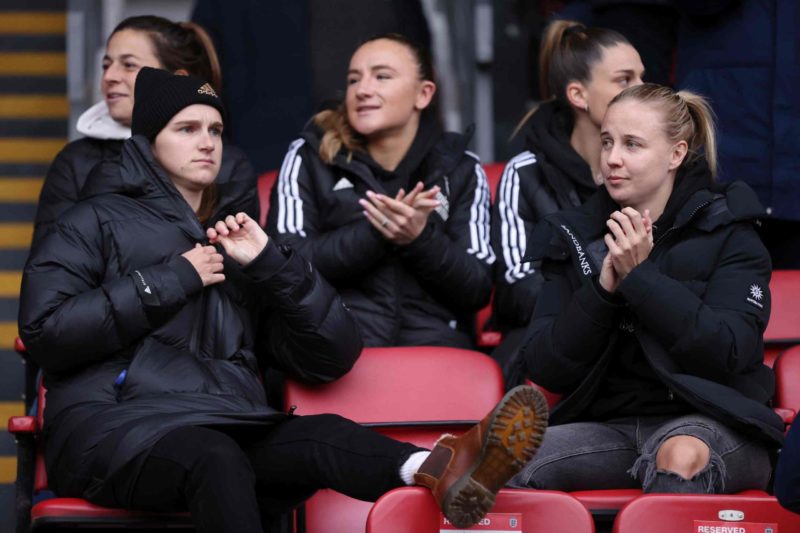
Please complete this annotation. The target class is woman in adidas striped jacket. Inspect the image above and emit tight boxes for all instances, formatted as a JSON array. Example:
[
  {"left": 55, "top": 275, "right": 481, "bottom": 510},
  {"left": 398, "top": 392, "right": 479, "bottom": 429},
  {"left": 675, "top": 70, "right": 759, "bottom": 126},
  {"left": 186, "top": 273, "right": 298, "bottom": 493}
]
[
  {"left": 490, "top": 20, "right": 643, "bottom": 381},
  {"left": 267, "top": 34, "right": 494, "bottom": 348}
]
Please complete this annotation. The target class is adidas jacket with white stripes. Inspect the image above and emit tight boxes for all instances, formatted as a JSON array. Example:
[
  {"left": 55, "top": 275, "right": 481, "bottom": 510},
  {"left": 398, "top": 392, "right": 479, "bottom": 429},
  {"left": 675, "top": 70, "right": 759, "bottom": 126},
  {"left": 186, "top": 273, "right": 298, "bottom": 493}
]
[
  {"left": 491, "top": 100, "right": 598, "bottom": 330},
  {"left": 267, "top": 118, "right": 494, "bottom": 348}
]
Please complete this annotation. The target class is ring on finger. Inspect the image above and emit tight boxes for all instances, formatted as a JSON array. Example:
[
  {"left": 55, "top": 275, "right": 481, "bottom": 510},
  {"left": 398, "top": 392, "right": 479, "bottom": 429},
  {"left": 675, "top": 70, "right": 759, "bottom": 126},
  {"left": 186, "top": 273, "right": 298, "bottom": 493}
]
[{"left": 381, "top": 217, "right": 389, "bottom": 227}]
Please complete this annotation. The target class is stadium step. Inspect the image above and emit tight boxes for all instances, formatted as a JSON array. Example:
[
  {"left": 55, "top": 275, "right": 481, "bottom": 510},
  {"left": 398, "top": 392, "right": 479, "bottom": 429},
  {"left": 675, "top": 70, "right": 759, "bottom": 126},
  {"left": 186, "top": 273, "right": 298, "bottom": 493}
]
[{"left": 0, "top": 0, "right": 68, "bottom": 530}]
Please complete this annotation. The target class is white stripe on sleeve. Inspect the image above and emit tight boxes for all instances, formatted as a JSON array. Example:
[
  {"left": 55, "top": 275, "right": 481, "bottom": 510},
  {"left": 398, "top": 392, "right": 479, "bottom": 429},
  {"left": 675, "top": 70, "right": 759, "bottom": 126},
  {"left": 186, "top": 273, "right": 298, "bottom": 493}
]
[
  {"left": 275, "top": 138, "right": 307, "bottom": 237},
  {"left": 497, "top": 152, "right": 537, "bottom": 283},
  {"left": 465, "top": 157, "right": 496, "bottom": 265}
]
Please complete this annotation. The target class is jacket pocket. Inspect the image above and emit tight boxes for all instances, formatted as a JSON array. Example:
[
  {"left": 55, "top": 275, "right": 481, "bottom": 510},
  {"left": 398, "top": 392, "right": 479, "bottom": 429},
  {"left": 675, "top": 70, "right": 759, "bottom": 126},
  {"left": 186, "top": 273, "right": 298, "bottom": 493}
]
[{"left": 119, "top": 337, "right": 219, "bottom": 400}]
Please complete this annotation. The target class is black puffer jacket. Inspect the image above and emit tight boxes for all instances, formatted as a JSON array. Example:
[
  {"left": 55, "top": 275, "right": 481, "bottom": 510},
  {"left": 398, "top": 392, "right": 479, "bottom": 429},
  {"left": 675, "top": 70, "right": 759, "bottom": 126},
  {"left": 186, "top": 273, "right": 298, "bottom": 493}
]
[
  {"left": 33, "top": 137, "right": 259, "bottom": 247},
  {"left": 491, "top": 100, "right": 597, "bottom": 330},
  {"left": 19, "top": 136, "right": 361, "bottom": 505},
  {"left": 520, "top": 168, "right": 783, "bottom": 445},
  {"left": 267, "top": 118, "right": 495, "bottom": 348}
]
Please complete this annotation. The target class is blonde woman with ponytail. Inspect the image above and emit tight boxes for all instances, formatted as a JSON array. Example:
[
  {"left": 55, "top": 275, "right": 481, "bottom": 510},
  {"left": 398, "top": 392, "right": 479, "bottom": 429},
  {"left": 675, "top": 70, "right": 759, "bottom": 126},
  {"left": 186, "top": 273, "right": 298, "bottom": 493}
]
[
  {"left": 491, "top": 20, "right": 644, "bottom": 384},
  {"left": 33, "top": 15, "right": 258, "bottom": 246},
  {"left": 511, "top": 83, "right": 780, "bottom": 495},
  {"left": 268, "top": 34, "right": 495, "bottom": 349}
]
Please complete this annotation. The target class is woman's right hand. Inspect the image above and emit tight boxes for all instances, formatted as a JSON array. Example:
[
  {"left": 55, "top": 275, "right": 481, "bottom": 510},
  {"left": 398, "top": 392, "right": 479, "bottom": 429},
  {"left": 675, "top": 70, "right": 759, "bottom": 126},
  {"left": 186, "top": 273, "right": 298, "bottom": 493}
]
[
  {"left": 599, "top": 208, "right": 653, "bottom": 293},
  {"left": 181, "top": 244, "right": 225, "bottom": 286}
]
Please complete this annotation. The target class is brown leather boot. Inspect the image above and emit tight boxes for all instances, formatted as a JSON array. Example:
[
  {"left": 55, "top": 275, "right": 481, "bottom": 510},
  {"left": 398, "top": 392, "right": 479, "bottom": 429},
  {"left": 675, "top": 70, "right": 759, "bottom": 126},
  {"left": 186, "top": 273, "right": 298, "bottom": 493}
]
[{"left": 414, "top": 385, "right": 548, "bottom": 528}]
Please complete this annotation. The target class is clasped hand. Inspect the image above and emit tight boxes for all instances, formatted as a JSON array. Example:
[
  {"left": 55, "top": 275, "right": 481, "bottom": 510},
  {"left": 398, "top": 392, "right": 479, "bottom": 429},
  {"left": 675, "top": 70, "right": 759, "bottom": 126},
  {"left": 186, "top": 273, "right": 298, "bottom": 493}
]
[
  {"left": 358, "top": 181, "right": 441, "bottom": 245},
  {"left": 181, "top": 212, "right": 268, "bottom": 287},
  {"left": 599, "top": 207, "right": 653, "bottom": 293}
]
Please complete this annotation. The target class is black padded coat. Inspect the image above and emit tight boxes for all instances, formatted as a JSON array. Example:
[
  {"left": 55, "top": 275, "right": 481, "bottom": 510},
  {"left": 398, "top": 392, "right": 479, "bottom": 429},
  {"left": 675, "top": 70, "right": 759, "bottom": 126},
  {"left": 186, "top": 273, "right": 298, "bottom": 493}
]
[
  {"left": 19, "top": 136, "right": 361, "bottom": 505},
  {"left": 520, "top": 169, "right": 784, "bottom": 445}
]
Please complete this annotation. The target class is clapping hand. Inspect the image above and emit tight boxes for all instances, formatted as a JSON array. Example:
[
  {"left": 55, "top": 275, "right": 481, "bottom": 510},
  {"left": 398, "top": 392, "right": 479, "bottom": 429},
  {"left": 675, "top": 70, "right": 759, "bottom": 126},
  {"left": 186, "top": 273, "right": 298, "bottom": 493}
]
[
  {"left": 206, "top": 212, "right": 268, "bottom": 266},
  {"left": 599, "top": 207, "right": 653, "bottom": 293},
  {"left": 359, "top": 181, "right": 441, "bottom": 245}
]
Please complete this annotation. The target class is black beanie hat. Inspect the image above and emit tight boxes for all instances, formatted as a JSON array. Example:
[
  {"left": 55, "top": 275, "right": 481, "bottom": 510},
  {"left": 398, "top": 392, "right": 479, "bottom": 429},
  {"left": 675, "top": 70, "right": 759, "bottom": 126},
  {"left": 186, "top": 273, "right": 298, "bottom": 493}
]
[{"left": 132, "top": 67, "right": 226, "bottom": 141}]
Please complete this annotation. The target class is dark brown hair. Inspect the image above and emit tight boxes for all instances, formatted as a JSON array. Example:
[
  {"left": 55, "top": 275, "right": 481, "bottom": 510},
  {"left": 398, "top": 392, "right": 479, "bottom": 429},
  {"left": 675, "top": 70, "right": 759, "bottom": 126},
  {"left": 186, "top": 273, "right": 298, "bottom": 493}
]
[{"left": 111, "top": 15, "right": 222, "bottom": 92}]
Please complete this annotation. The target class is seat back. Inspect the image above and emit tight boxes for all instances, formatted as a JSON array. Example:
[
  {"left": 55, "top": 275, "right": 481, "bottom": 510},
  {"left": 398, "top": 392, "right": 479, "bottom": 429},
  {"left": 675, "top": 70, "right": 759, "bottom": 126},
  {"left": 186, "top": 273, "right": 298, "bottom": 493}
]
[
  {"left": 482, "top": 161, "right": 505, "bottom": 203},
  {"left": 764, "top": 270, "right": 800, "bottom": 365},
  {"left": 474, "top": 162, "right": 506, "bottom": 348},
  {"left": 284, "top": 347, "right": 505, "bottom": 533},
  {"left": 366, "top": 487, "right": 595, "bottom": 533},
  {"left": 34, "top": 382, "right": 48, "bottom": 492},
  {"left": 765, "top": 270, "right": 800, "bottom": 343},
  {"left": 257, "top": 169, "right": 278, "bottom": 227},
  {"left": 613, "top": 493, "right": 800, "bottom": 532},
  {"left": 284, "top": 346, "right": 504, "bottom": 428},
  {"left": 774, "top": 344, "right": 800, "bottom": 418}
]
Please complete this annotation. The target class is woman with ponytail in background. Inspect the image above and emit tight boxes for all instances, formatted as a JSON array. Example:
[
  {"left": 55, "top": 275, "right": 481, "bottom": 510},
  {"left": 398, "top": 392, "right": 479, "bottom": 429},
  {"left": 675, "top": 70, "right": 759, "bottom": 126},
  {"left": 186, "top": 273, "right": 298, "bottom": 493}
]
[
  {"left": 491, "top": 20, "right": 644, "bottom": 384},
  {"left": 33, "top": 15, "right": 258, "bottom": 246},
  {"left": 510, "top": 83, "right": 782, "bottom": 493},
  {"left": 268, "top": 34, "right": 494, "bottom": 348}
]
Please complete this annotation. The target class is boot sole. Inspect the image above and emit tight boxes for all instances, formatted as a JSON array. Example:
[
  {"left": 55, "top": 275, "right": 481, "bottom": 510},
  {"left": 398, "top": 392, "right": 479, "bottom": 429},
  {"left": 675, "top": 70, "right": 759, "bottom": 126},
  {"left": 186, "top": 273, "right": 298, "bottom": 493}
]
[{"left": 441, "top": 385, "right": 549, "bottom": 528}]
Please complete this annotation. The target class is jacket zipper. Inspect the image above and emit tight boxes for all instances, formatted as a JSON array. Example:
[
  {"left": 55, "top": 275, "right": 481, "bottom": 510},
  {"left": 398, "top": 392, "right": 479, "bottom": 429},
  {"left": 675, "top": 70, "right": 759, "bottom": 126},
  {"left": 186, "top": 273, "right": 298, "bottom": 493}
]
[{"left": 653, "top": 200, "right": 712, "bottom": 248}]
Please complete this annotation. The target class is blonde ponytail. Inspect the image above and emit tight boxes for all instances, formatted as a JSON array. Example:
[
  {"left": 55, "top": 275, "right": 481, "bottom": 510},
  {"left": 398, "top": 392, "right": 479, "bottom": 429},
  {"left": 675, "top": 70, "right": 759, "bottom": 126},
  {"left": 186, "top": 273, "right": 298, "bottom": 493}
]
[
  {"left": 678, "top": 91, "right": 717, "bottom": 178},
  {"left": 313, "top": 106, "right": 365, "bottom": 164}
]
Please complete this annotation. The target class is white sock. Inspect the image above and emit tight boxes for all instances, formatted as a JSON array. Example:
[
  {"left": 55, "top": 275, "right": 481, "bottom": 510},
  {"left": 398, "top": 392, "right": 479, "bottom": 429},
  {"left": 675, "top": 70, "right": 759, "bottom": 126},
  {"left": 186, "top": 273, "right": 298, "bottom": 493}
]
[{"left": 399, "top": 451, "right": 431, "bottom": 485}]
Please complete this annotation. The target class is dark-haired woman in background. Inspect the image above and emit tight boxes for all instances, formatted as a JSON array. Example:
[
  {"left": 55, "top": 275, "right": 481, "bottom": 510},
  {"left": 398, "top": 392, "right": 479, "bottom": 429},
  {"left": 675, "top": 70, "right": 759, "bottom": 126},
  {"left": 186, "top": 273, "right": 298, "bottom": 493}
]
[
  {"left": 491, "top": 20, "right": 644, "bottom": 384},
  {"left": 32, "top": 15, "right": 257, "bottom": 247},
  {"left": 268, "top": 34, "right": 494, "bottom": 348}
]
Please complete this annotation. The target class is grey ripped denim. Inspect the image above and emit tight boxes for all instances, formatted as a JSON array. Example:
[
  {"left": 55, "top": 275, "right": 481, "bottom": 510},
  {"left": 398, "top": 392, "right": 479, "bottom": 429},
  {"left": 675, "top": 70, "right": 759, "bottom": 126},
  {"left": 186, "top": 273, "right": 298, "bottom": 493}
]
[{"left": 509, "top": 414, "right": 772, "bottom": 493}]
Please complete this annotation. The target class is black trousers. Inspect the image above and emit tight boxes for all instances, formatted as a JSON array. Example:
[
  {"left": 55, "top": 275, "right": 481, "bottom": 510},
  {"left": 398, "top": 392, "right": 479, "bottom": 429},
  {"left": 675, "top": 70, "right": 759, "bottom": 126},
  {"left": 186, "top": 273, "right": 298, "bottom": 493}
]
[{"left": 108, "top": 414, "right": 421, "bottom": 533}]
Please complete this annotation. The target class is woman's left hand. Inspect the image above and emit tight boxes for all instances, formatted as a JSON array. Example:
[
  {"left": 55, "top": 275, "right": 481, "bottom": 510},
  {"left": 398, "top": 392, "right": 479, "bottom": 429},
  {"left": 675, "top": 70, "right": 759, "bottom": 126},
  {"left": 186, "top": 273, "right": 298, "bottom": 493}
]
[
  {"left": 359, "top": 183, "right": 440, "bottom": 245},
  {"left": 207, "top": 212, "right": 268, "bottom": 266},
  {"left": 603, "top": 207, "right": 653, "bottom": 283}
]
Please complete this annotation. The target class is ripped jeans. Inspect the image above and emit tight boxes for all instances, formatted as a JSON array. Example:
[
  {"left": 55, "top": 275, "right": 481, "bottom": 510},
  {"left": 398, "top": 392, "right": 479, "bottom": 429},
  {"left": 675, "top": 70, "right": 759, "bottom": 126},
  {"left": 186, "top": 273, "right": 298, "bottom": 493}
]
[{"left": 509, "top": 414, "right": 772, "bottom": 493}]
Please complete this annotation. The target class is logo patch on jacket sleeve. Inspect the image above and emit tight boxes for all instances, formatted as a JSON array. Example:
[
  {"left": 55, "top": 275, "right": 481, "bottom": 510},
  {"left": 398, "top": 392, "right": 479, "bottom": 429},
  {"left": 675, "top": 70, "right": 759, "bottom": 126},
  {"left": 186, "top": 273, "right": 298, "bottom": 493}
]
[
  {"left": 133, "top": 270, "right": 159, "bottom": 305},
  {"left": 746, "top": 283, "right": 764, "bottom": 309}
]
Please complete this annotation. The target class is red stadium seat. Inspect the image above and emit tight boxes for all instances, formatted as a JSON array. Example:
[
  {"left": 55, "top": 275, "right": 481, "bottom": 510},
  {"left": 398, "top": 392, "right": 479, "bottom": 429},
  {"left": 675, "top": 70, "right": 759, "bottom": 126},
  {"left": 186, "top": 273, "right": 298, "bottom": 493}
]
[
  {"left": 774, "top": 344, "right": 800, "bottom": 425},
  {"left": 284, "top": 346, "right": 506, "bottom": 533},
  {"left": 8, "top": 384, "right": 191, "bottom": 531},
  {"left": 257, "top": 169, "right": 278, "bottom": 227},
  {"left": 764, "top": 269, "right": 800, "bottom": 366},
  {"left": 366, "top": 487, "right": 595, "bottom": 533},
  {"left": 475, "top": 162, "right": 506, "bottom": 348},
  {"left": 613, "top": 492, "right": 800, "bottom": 533},
  {"left": 482, "top": 161, "right": 505, "bottom": 203}
]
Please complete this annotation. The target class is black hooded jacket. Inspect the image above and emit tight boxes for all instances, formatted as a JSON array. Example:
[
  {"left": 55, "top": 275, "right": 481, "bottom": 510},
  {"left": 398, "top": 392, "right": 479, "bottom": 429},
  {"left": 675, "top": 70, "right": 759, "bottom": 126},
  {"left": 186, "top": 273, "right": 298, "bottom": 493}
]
[
  {"left": 32, "top": 136, "right": 259, "bottom": 248},
  {"left": 19, "top": 136, "right": 361, "bottom": 504},
  {"left": 266, "top": 115, "right": 495, "bottom": 347},
  {"left": 491, "top": 100, "right": 598, "bottom": 329},
  {"left": 520, "top": 164, "right": 783, "bottom": 445}
]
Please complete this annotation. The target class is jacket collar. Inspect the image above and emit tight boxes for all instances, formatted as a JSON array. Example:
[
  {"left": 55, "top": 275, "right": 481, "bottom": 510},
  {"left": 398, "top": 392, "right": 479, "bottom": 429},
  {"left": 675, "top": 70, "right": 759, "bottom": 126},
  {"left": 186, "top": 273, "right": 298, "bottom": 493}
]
[
  {"left": 526, "top": 172, "right": 765, "bottom": 265},
  {"left": 80, "top": 136, "right": 210, "bottom": 240}
]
